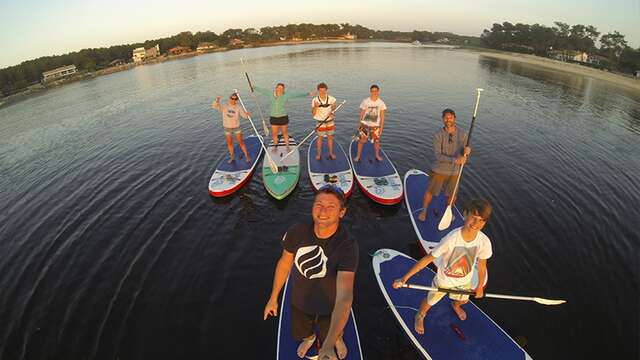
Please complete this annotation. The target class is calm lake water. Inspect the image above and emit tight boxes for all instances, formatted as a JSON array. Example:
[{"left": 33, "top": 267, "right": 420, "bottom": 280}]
[{"left": 1, "top": 43, "right": 639, "bottom": 359}]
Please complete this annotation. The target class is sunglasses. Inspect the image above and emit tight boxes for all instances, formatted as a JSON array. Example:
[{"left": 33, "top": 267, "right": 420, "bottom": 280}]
[{"left": 230, "top": 97, "right": 238, "bottom": 100}]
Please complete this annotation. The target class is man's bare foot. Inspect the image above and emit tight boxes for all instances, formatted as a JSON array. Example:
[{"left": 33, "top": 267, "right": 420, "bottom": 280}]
[
  {"left": 329, "top": 153, "right": 336, "bottom": 160},
  {"left": 375, "top": 155, "right": 383, "bottom": 161},
  {"left": 271, "top": 147, "right": 278, "bottom": 153},
  {"left": 418, "top": 209, "right": 427, "bottom": 222},
  {"left": 297, "top": 335, "right": 316, "bottom": 358},
  {"left": 452, "top": 304, "right": 467, "bottom": 321},
  {"left": 286, "top": 146, "right": 291, "bottom": 152},
  {"left": 335, "top": 336, "right": 348, "bottom": 359},
  {"left": 353, "top": 157, "right": 360, "bottom": 162},
  {"left": 245, "top": 156, "right": 251, "bottom": 163},
  {"left": 316, "top": 153, "right": 322, "bottom": 161},
  {"left": 415, "top": 312, "right": 426, "bottom": 335},
  {"left": 227, "top": 156, "right": 235, "bottom": 163}
]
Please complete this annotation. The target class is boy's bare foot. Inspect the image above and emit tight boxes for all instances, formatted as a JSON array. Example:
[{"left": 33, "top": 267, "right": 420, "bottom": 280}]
[
  {"left": 316, "top": 153, "right": 322, "bottom": 161},
  {"left": 415, "top": 312, "right": 426, "bottom": 335},
  {"left": 329, "top": 153, "right": 336, "bottom": 160},
  {"left": 227, "top": 156, "right": 235, "bottom": 163},
  {"left": 452, "top": 304, "right": 467, "bottom": 321},
  {"left": 297, "top": 335, "right": 316, "bottom": 358},
  {"left": 335, "top": 336, "right": 348, "bottom": 359},
  {"left": 418, "top": 209, "right": 427, "bottom": 222}
]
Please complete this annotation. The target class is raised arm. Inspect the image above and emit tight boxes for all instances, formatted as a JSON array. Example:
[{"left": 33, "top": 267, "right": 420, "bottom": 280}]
[
  {"left": 263, "top": 249, "right": 294, "bottom": 320},
  {"left": 287, "top": 89, "right": 315, "bottom": 99},
  {"left": 319, "top": 271, "right": 355, "bottom": 359},
  {"left": 211, "top": 96, "right": 222, "bottom": 111}
]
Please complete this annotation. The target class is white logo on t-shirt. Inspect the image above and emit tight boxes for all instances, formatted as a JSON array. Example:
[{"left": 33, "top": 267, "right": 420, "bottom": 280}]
[{"left": 294, "top": 245, "right": 328, "bottom": 279}]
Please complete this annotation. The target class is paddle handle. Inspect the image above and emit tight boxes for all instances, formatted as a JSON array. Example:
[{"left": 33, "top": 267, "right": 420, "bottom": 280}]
[
  {"left": 402, "top": 283, "right": 565, "bottom": 304},
  {"left": 448, "top": 88, "right": 483, "bottom": 203},
  {"left": 466, "top": 88, "right": 484, "bottom": 146},
  {"left": 234, "top": 90, "right": 275, "bottom": 165}
]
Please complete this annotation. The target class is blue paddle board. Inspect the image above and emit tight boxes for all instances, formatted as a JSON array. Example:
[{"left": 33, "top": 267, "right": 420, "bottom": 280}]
[
  {"left": 404, "top": 169, "right": 465, "bottom": 252},
  {"left": 277, "top": 276, "right": 363, "bottom": 360},
  {"left": 349, "top": 139, "right": 402, "bottom": 205},
  {"left": 308, "top": 136, "right": 354, "bottom": 197},
  {"left": 372, "top": 248, "right": 532, "bottom": 360},
  {"left": 208, "top": 135, "right": 263, "bottom": 197}
]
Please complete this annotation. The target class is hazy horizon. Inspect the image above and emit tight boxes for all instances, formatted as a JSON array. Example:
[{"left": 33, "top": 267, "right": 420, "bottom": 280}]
[{"left": 1, "top": 0, "right": 638, "bottom": 68}]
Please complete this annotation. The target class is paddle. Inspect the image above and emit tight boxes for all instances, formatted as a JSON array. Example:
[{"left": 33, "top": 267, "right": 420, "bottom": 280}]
[
  {"left": 240, "top": 58, "right": 269, "bottom": 137},
  {"left": 402, "top": 283, "right": 566, "bottom": 306},
  {"left": 280, "top": 100, "right": 346, "bottom": 161},
  {"left": 234, "top": 89, "right": 279, "bottom": 174},
  {"left": 438, "top": 88, "right": 484, "bottom": 231}
]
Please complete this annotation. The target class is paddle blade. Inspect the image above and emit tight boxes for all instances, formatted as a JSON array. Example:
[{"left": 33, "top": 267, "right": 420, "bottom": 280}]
[
  {"left": 534, "top": 297, "right": 566, "bottom": 306},
  {"left": 438, "top": 206, "right": 453, "bottom": 230},
  {"left": 268, "top": 158, "right": 278, "bottom": 174}
]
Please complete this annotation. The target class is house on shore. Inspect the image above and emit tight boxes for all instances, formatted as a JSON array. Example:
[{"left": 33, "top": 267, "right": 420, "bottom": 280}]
[
  {"left": 132, "top": 47, "right": 146, "bottom": 63},
  {"left": 145, "top": 44, "right": 160, "bottom": 58},
  {"left": 41, "top": 65, "right": 77, "bottom": 84},
  {"left": 196, "top": 42, "right": 219, "bottom": 52},
  {"left": 168, "top": 46, "right": 191, "bottom": 55},
  {"left": 341, "top": 33, "right": 356, "bottom": 40},
  {"left": 229, "top": 38, "right": 245, "bottom": 46}
]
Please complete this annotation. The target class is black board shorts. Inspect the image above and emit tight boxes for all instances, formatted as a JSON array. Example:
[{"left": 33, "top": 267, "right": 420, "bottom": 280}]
[
  {"left": 270, "top": 115, "right": 289, "bottom": 126},
  {"left": 291, "top": 305, "right": 331, "bottom": 341}
]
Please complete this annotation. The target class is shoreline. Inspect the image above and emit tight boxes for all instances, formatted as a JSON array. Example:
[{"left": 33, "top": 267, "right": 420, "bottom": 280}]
[
  {"left": 3, "top": 41, "right": 638, "bottom": 108},
  {"left": 465, "top": 48, "right": 640, "bottom": 92}
]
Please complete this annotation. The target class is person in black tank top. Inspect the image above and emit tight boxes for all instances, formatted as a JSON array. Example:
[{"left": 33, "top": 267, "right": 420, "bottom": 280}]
[{"left": 264, "top": 186, "right": 359, "bottom": 360}]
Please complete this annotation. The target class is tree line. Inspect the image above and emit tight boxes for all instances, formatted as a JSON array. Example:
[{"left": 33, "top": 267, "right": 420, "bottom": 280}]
[
  {"left": 0, "top": 23, "right": 476, "bottom": 97},
  {"left": 481, "top": 21, "right": 639, "bottom": 74}
]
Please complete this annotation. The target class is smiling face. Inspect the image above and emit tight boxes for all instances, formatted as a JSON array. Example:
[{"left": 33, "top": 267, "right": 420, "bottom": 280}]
[
  {"left": 275, "top": 84, "right": 285, "bottom": 96},
  {"left": 443, "top": 112, "right": 456, "bottom": 131},
  {"left": 370, "top": 86, "right": 379, "bottom": 100},
  {"left": 312, "top": 192, "right": 346, "bottom": 228},
  {"left": 463, "top": 210, "right": 488, "bottom": 233}
]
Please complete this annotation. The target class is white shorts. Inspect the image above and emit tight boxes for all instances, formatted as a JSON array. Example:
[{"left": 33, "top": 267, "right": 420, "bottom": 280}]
[{"left": 426, "top": 279, "right": 473, "bottom": 306}]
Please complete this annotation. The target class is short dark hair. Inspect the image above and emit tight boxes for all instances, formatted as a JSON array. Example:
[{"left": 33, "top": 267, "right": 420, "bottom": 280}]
[
  {"left": 316, "top": 185, "right": 346, "bottom": 208},
  {"left": 370, "top": 84, "right": 380, "bottom": 91},
  {"left": 317, "top": 82, "right": 328, "bottom": 90},
  {"left": 442, "top": 108, "right": 456, "bottom": 118},
  {"left": 276, "top": 83, "right": 285, "bottom": 89},
  {"left": 464, "top": 198, "right": 492, "bottom": 221}
]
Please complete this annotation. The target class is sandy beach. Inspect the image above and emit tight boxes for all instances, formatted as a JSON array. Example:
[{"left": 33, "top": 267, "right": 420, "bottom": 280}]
[{"left": 469, "top": 50, "right": 640, "bottom": 92}]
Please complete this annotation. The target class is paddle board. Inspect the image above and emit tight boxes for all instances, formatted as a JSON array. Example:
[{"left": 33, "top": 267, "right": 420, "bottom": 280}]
[
  {"left": 372, "top": 248, "right": 532, "bottom": 360},
  {"left": 307, "top": 136, "right": 354, "bottom": 197},
  {"left": 208, "top": 135, "right": 263, "bottom": 197},
  {"left": 263, "top": 136, "right": 300, "bottom": 200},
  {"left": 404, "top": 169, "right": 465, "bottom": 252},
  {"left": 349, "top": 139, "right": 402, "bottom": 205},
  {"left": 277, "top": 276, "right": 364, "bottom": 360}
]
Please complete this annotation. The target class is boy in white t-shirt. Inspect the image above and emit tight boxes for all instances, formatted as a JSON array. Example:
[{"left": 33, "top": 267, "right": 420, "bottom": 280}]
[
  {"left": 354, "top": 84, "right": 386, "bottom": 162},
  {"left": 311, "top": 83, "right": 337, "bottom": 160},
  {"left": 393, "top": 199, "right": 493, "bottom": 335}
]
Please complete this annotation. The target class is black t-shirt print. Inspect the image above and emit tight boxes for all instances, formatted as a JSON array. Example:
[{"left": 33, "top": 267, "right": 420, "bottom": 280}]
[{"left": 283, "top": 222, "right": 359, "bottom": 315}]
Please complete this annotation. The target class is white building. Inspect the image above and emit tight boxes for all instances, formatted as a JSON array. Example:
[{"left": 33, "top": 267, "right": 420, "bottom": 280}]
[
  {"left": 42, "top": 65, "right": 77, "bottom": 83},
  {"left": 132, "top": 47, "right": 146, "bottom": 63}
]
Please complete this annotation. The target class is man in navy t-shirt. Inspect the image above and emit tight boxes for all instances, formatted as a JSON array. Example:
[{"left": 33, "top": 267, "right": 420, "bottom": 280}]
[{"left": 263, "top": 186, "right": 359, "bottom": 360}]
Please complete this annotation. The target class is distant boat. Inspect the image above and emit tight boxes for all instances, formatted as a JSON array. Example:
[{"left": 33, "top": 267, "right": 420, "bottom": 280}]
[{"left": 411, "top": 40, "right": 421, "bottom": 46}]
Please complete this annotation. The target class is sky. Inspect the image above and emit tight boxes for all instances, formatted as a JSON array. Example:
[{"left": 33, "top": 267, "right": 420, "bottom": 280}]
[{"left": 1, "top": 0, "right": 638, "bottom": 68}]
